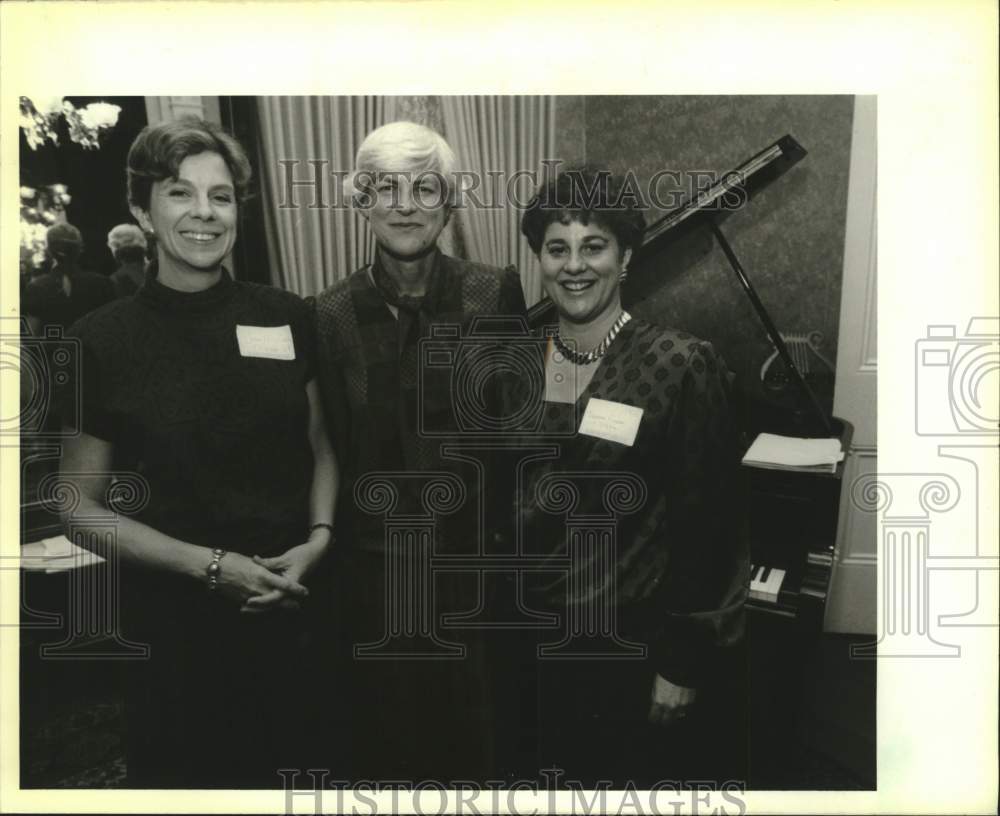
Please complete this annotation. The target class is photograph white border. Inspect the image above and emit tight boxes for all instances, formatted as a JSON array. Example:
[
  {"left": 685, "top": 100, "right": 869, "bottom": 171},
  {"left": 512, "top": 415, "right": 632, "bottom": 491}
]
[{"left": 2, "top": 1, "right": 997, "bottom": 813}]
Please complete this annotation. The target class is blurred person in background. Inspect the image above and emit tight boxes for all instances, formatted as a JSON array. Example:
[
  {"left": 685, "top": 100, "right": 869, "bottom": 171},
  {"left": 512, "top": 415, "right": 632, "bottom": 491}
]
[
  {"left": 22, "top": 222, "right": 114, "bottom": 334},
  {"left": 107, "top": 222, "right": 149, "bottom": 297},
  {"left": 21, "top": 223, "right": 115, "bottom": 434}
]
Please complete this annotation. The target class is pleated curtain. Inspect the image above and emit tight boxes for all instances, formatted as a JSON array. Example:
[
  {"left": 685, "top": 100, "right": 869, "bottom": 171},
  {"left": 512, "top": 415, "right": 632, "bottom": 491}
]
[
  {"left": 256, "top": 96, "right": 398, "bottom": 295},
  {"left": 440, "top": 96, "right": 555, "bottom": 306}
]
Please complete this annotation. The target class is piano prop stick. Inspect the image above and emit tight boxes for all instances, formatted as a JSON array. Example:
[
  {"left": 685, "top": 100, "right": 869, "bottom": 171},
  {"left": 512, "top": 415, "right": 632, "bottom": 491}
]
[{"left": 707, "top": 218, "right": 833, "bottom": 435}]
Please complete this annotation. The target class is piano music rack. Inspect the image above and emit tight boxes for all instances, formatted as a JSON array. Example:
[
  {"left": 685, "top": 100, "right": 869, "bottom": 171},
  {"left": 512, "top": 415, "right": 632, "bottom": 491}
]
[
  {"left": 741, "top": 418, "right": 853, "bottom": 788},
  {"left": 743, "top": 417, "right": 853, "bottom": 630}
]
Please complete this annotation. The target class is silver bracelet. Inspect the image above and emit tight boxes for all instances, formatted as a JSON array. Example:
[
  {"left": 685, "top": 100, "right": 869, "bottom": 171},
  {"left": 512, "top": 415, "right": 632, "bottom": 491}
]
[{"left": 206, "top": 548, "right": 227, "bottom": 591}]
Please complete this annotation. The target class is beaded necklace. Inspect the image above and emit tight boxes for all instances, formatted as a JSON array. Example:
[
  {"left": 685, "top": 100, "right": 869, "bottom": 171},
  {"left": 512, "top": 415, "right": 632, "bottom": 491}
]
[{"left": 553, "top": 310, "right": 632, "bottom": 366}]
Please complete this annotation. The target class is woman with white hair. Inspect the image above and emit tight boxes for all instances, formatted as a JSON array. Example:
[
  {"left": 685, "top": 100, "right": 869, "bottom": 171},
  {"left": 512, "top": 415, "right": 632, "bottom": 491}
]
[
  {"left": 106, "top": 222, "right": 148, "bottom": 297},
  {"left": 314, "top": 121, "right": 528, "bottom": 781}
]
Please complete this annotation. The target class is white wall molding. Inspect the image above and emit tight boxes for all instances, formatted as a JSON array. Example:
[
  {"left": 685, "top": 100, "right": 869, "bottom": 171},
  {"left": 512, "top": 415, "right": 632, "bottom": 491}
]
[
  {"left": 144, "top": 97, "right": 222, "bottom": 126},
  {"left": 826, "top": 95, "right": 878, "bottom": 634}
]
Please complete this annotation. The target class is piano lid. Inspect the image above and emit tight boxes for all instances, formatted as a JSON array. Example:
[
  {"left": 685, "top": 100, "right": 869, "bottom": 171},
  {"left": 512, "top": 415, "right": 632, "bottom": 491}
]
[{"left": 527, "top": 134, "right": 808, "bottom": 326}]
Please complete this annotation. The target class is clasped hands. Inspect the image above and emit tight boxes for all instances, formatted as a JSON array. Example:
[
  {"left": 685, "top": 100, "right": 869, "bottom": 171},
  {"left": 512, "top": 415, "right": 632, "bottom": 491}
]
[{"left": 216, "top": 539, "right": 327, "bottom": 614}]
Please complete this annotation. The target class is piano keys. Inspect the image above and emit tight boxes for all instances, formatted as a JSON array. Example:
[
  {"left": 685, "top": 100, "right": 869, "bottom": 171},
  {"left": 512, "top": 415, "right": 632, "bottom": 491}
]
[{"left": 749, "top": 563, "right": 787, "bottom": 604}]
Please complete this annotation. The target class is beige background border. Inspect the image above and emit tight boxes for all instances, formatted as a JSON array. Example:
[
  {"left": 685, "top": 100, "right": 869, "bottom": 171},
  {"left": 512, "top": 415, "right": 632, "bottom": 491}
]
[{"left": 2, "top": 1, "right": 998, "bottom": 813}]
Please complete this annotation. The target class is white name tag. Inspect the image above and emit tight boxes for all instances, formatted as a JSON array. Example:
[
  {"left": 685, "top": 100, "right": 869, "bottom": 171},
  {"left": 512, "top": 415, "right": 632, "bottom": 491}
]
[
  {"left": 236, "top": 325, "right": 295, "bottom": 360},
  {"left": 578, "top": 397, "right": 644, "bottom": 447}
]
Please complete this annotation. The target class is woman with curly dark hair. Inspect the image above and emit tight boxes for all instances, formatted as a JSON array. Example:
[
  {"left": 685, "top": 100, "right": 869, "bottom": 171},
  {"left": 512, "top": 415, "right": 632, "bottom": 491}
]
[{"left": 505, "top": 165, "right": 748, "bottom": 786}]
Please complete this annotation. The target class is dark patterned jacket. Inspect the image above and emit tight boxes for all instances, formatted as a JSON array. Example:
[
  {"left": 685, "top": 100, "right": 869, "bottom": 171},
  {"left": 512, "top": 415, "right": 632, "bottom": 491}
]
[
  {"left": 512, "top": 318, "right": 749, "bottom": 687},
  {"left": 313, "top": 250, "right": 529, "bottom": 555}
]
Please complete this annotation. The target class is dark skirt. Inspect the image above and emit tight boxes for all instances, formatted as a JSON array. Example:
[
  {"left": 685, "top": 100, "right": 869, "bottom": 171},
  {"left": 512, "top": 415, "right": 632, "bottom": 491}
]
[
  {"left": 489, "top": 623, "right": 749, "bottom": 789},
  {"left": 120, "top": 572, "right": 324, "bottom": 789},
  {"left": 331, "top": 548, "right": 494, "bottom": 783}
]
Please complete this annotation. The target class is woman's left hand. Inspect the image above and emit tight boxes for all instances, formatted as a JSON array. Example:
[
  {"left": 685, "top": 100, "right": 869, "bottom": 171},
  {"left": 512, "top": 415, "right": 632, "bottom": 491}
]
[
  {"left": 647, "top": 673, "right": 697, "bottom": 726},
  {"left": 242, "top": 537, "right": 328, "bottom": 613}
]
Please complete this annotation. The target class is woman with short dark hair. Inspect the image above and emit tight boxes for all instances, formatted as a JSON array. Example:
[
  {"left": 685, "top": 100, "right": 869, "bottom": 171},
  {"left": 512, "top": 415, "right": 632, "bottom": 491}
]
[
  {"left": 520, "top": 165, "right": 647, "bottom": 259},
  {"left": 508, "top": 165, "right": 748, "bottom": 785},
  {"left": 125, "top": 116, "right": 252, "bottom": 210},
  {"left": 58, "top": 117, "right": 337, "bottom": 787}
]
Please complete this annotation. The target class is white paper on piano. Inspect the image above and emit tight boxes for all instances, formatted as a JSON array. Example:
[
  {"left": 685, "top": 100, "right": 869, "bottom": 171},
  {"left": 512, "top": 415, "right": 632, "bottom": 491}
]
[
  {"left": 21, "top": 536, "right": 106, "bottom": 573},
  {"left": 741, "top": 432, "right": 844, "bottom": 473}
]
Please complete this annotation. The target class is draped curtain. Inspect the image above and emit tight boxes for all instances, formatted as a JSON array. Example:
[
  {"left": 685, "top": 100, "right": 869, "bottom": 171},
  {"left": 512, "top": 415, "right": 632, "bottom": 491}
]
[
  {"left": 256, "top": 96, "right": 397, "bottom": 295},
  {"left": 255, "top": 95, "right": 555, "bottom": 304},
  {"left": 440, "top": 96, "right": 555, "bottom": 306}
]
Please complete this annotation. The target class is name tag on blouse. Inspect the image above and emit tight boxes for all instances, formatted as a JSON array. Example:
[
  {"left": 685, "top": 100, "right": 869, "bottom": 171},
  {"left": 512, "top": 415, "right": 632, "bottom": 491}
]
[
  {"left": 578, "top": 398, "right": 644, "bottom": 447},
  {"left": 236, "top": 325, "right": 295, "bottom": 360}
]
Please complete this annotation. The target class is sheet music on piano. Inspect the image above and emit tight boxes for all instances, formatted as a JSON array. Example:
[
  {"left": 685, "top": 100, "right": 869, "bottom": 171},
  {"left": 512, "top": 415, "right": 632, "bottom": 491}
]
[{"left": 741, "top": 432, "right": 844, "bottom": 474}]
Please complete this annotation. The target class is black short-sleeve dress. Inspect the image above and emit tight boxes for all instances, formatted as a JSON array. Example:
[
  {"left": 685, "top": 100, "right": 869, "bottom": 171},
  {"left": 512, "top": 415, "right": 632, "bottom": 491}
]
[{"left": 64, "top": 266, "right": 320, "bottom": 788}]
